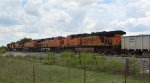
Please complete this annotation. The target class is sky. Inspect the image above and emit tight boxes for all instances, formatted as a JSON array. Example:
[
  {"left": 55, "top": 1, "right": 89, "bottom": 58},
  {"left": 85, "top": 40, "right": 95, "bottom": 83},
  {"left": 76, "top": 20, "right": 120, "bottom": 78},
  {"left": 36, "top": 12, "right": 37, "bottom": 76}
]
[{"left": 0, "top": 0, "right": 150, "bottom": 46}]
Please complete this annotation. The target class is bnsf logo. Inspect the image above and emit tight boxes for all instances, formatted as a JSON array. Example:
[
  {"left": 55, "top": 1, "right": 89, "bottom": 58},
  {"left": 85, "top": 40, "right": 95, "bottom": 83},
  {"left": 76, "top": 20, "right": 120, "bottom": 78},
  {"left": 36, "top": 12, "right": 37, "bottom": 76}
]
[{"left": 83, "top": 37, "right": 97, "bottom": 43}]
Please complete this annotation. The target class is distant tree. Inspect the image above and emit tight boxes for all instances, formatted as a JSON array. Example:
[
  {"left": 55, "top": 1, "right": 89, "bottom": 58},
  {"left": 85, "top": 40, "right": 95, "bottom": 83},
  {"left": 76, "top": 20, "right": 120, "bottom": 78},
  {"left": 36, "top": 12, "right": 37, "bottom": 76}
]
[
  {"left": 0, "top": 46, "right": 7, "bottom": 54},
  {"left": 19, "top": 38, "right": 32, "bottom": 43}
]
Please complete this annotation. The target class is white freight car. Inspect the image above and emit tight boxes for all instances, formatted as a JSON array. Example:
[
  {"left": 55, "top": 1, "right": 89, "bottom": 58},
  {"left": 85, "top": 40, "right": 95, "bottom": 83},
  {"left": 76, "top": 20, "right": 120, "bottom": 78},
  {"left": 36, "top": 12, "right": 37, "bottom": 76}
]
[{"left": 121, "top": 35, "right": 150, "bottom": 55}]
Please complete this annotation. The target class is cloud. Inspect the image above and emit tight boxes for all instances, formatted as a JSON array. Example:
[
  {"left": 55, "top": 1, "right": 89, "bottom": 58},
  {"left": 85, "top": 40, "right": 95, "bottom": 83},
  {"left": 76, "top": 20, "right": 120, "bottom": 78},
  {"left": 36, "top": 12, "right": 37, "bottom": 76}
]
[
  {"left": 21, "top": 0, "right": 27, "bottom": 7},
  {"left": 0, "top": 0, "right": 150, "bottom": 46},
  {"left": 0, "top": 16, "right": 19, "bottom": 26}
]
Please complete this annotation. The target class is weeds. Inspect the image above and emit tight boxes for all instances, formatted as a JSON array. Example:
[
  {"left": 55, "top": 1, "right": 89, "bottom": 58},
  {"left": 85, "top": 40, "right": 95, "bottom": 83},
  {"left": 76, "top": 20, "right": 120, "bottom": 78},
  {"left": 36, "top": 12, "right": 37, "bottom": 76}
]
[
  {"left": 0, "top": 52, "right": 146, "bottom": 83},
  {"left": 43, "top": 52, "right": 56, "bottom": 65},
  {"left": 0, "top": 46, "right": 6, "bottom": 54}
]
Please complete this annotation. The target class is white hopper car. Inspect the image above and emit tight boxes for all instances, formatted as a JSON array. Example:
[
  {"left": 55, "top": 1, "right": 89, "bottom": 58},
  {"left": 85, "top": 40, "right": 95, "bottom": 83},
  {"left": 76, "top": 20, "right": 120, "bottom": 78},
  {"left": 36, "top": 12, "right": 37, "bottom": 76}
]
[{"left": 121, "top": 35, "right": 150, "bottom": 55}]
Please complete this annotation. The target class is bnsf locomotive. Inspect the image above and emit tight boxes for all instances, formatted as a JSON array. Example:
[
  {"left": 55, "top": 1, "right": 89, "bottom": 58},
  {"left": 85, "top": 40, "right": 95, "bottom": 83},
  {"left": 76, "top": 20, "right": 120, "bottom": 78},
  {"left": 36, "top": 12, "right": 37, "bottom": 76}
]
[
  {"left": 7, "top": 30, "right": 125, "bottom": 54},
  {"left": 7, "top": 30, "right": 150, "bottom": 55}
]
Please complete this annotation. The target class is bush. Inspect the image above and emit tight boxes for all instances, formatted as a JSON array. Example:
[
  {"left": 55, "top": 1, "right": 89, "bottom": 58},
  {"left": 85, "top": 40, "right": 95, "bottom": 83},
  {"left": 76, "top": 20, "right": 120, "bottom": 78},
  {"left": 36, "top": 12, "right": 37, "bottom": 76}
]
[
  {"left": 0, "top": 46, "right": 6, "bottom": 54},
  {"left": 79, "top": 53, "right": 94, "bottom": 65},
  {"left": 129, "top": 57, "right": 140, "bottom": 75},
  {"left": 43, "top": 52, "right": 56, "bottom": 65},
  {"left": 96, "top": 56, "right": 107, "bottom": 72},
  {"left": 43, "top": 51, "right": 140, "bottom": 76},
  {"left": 102, "top": 60, "right": 124, "bottom": 74},
  {"left": 60, "top": 51, "right": 77, "bottom": 66}
]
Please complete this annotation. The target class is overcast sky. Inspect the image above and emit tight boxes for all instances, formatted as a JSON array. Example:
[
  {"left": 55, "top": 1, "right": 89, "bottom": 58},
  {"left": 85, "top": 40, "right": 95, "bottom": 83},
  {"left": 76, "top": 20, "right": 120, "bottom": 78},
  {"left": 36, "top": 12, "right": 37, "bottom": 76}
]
[{"left": 0, "top": 0, "right": 150, "bottom": 46}]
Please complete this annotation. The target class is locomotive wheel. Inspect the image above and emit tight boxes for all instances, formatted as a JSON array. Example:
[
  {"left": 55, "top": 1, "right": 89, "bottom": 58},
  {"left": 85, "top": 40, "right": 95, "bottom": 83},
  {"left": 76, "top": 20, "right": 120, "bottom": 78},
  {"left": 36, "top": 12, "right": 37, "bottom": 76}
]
[
  {"left": 128, "top": 50, "right": 135, "bottom": 56},
  {"left": 135, "top": 50, "right": 143, "bottom": 56}
]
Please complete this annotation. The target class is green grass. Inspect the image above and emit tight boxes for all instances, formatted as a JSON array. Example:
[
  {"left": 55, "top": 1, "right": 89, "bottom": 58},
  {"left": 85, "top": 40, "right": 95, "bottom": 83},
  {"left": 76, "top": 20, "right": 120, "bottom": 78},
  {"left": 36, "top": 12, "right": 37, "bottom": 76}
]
[{"left": 0, "top": 56, "right": 149, "bottom": 83}]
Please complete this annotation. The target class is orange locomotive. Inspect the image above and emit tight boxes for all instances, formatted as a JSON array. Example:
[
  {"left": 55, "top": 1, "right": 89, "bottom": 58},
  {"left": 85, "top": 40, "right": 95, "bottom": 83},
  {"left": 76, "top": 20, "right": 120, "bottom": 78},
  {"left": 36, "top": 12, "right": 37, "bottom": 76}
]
[
  {"left": 23, "top": 40, "right": 38, "bottom": 51},
  {"left": 7, "top": 30, "right": 126, "bottom": 54},
  {"left": 63, "top": 30, "right": 125, "bottom": 54},
  {"left": 36, "top": 36, "right": 65, "bottom": 52},
  {"left": 7, "top": 42, "right": 23, "bottom": 51}
]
